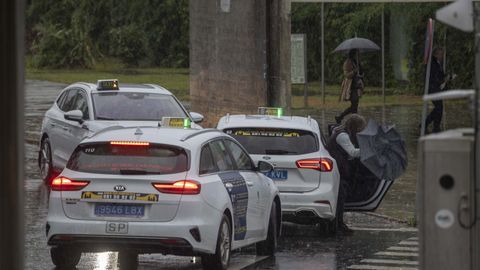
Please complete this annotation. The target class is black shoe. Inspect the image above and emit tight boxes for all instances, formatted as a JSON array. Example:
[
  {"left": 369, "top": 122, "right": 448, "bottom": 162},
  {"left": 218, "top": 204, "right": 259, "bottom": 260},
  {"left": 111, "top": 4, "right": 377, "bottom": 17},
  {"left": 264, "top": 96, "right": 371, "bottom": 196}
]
[
  {"left": 338, "top": 223, "right": 354, "bottom": 234},
  {"left": 335, "top": 115, "right": 342, "bottom": 124}
]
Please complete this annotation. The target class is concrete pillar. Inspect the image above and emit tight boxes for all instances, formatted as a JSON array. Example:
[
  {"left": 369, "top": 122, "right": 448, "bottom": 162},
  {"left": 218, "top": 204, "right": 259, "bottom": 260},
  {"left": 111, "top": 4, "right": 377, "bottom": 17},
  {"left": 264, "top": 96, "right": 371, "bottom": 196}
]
[
  {"left": 267, "top": 0, "right": 291, "bottom": 111},
  {"left": 0, "top": 0, "right": 24, "bottom": 269},
  {"left": 190, "top": 0, "right": 268, "bottom": 127}
]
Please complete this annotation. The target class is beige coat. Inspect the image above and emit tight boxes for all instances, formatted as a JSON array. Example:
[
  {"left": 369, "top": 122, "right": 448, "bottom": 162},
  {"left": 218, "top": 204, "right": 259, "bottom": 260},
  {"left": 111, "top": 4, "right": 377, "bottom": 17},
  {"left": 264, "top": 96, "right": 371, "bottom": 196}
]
[{"left": 339, "top": 58, "right": 357, "bottom": 102}]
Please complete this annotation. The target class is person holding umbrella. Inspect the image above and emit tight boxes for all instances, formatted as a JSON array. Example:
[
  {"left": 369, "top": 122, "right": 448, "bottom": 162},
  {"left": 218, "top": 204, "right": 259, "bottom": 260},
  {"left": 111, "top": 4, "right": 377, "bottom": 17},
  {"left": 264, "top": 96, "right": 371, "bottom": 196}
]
[
  {"left": 335, "top": 49, "right": 364, "bottom": 124},
  {"left": 333, "top": 37, "right": 380, "bottom": 124},
  {"left": 326, "top": 114, "right": 367, "bottom": 233}
]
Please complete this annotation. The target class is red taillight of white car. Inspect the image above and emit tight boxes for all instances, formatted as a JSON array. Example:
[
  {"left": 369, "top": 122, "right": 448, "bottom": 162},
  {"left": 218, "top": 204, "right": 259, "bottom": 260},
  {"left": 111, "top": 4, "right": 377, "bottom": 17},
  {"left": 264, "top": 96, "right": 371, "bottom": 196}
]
[
  {"left": 51, "top": 177, "right": 90, "bottom": 191},
  {"left": 296, "top": 158, "right": 333, "bottom": 172},
  {"left": 152, "top": 180, "right": 201, "bottom": 195}
]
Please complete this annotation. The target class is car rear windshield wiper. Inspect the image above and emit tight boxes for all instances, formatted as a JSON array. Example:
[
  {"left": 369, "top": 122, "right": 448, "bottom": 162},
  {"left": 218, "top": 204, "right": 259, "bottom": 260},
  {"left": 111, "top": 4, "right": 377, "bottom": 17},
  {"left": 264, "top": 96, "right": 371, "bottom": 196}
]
[
  {"left": 120, "top": 169, "right": 149, "bottom": 175},
  {"left": 96, "top": 116, "right": 115, "bottom": 120},
  {"left": 265, "top": 149, "right": 297, "bottom": 155}
]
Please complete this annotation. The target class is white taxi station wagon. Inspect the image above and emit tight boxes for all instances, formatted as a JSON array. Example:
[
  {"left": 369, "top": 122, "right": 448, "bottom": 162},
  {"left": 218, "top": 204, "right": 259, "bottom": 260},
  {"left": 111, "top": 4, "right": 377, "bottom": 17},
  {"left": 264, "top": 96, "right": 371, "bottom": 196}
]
[
  {"left": 38, "top": 79, "right": 204, "bottom": 183},
  {"left": 217, "top": 108, "right": 393, "bottom": 233},
  {"left": 46, "top": 118, "right": 281, "bottom": 270}
]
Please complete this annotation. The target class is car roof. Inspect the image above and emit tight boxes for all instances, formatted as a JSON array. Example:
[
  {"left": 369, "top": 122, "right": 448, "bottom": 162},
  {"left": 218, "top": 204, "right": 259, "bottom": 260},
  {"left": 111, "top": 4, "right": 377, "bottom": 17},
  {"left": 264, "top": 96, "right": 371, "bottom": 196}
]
[
  {"left": 217, "top": 114, "right": 319, "bottom": 134},
  {"left": 81, "top": 127, "right": 223, "bottom": 148},
  {"left": 68, "top": 82, "right": 173, "bottom": 95}
]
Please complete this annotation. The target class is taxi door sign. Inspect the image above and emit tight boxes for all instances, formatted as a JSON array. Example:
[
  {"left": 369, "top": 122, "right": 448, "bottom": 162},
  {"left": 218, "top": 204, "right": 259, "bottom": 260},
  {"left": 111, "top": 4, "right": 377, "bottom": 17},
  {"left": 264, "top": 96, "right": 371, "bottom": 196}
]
[
  {"left": 258, "top": 107, "right": 284, "bottom": 117},
  {"left": 161, "top": 117, "right": 191, "bottom": 128},
  {"left": 219, "top": 171, "right": 248, "bottom": 241}
]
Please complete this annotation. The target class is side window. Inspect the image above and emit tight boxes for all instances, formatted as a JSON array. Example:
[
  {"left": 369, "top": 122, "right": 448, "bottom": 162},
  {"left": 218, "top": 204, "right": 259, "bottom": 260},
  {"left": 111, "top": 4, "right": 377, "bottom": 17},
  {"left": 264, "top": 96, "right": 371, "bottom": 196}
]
[
  {"left": 60, "top": 89, "right": 78, "bottom": 112},
  {"left": 209, "top": 140, "right": 235, "bottom": 172},
  {"left": 56, "top": 91, "right": 67, "bottom": 109},
  {"left": 72, "top": 92, "right": 89, "bottom": 120},
  {"left": 199, "top": 144, "right": 218, "bottom": 175},
  {"left": 224, "top": 140, "right": 254, "bottom": 171}
]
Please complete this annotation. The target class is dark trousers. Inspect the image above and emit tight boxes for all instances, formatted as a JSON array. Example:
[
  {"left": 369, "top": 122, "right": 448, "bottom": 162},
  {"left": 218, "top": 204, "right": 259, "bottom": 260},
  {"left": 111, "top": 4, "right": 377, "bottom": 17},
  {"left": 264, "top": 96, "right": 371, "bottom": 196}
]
[
  {"left": 336, "top": 177, "right": 349, "bottom": 226},
  {"left": 338, "top": 88, "right": 359, "bottom": 121},
  {"left": 426, "top": 100, "right": 443, "bottom": 132}
]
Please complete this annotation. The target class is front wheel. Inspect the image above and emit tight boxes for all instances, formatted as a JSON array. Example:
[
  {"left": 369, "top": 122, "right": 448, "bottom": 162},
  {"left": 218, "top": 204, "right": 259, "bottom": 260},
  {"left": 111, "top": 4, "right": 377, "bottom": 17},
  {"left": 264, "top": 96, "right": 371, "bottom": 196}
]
[
  {"left": 39, "top": 137, "right": 53, "bottom": 183},
  {"left": 256, "top": 201, "right": 277, "bottom": 256},
  {"left": 50, "top": 246, "right": 81, "bottom": 269},
  {"left": 201, "top": 214, "right": 231, "bottom": 270}
]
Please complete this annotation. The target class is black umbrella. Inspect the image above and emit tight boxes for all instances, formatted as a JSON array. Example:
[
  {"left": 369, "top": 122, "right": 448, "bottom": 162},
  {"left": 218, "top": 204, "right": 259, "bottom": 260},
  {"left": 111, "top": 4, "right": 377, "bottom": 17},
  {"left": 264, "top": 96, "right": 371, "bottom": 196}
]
[
  {"left": 356, "top": 119, "right": 407, "bottom": 181},
  {"left": 333, "top": 37, "right": 380, "bottom": 53}
]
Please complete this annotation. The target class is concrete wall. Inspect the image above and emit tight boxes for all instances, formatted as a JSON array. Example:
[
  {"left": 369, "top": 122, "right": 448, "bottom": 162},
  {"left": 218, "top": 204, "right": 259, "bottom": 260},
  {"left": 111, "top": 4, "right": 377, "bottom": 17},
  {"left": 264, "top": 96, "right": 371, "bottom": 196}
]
[{"left": 190, "top": 0, "right": 268, "bottom": 127}]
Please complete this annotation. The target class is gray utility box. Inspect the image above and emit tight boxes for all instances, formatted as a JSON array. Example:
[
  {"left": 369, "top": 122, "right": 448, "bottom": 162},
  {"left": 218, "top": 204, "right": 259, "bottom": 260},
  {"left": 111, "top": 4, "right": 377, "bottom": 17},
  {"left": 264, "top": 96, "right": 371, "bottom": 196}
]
[{"left": 417, "top": 128, "right": 480, "bottom": 270}]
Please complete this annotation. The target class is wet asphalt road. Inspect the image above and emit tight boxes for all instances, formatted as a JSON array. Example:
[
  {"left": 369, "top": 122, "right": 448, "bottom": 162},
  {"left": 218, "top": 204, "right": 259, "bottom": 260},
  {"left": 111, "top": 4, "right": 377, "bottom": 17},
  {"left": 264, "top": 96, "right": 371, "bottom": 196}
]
[{"left": 24, "top": 80, "right": 418, "bottom": 270}]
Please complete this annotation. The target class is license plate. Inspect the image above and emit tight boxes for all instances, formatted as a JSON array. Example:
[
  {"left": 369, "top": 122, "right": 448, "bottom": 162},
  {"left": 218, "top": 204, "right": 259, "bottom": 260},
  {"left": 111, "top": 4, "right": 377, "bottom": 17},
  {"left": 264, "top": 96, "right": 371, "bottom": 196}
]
[
  {"left": 95, "top": 203, "right": 145, "bottom": 217},
  {"left": 106, "top": 222, "right": 128, "bottom": 234},
  {"left": 263, "top": 169, "right": 288, "bottom": 180}
]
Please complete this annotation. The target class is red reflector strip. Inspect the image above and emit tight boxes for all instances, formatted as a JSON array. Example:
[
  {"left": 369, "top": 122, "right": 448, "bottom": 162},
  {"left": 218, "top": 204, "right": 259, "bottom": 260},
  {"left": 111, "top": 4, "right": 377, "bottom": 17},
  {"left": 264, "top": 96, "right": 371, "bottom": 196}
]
[
  {"left": 110, "top": 141, "right": 150, "bottom": 146},
  {"left": 152, "top": 180, "right": 201, "bottom": 195},
  {"left": 51, "top": 177, "right": 90, "bottom": 191},
  {"left": 296, "top": 158, "right": 333, "bottom": 172}
]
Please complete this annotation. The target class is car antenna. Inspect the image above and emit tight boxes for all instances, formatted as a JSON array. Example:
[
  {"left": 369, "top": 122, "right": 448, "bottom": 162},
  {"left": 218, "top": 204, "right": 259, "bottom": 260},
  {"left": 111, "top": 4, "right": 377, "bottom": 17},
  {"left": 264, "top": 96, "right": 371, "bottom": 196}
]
[
  {"left": 307, "top": 115, "right": 311, "bottom": 124},
  {"left": 226, "top": 113, "right": 230, "bottom": 123}
]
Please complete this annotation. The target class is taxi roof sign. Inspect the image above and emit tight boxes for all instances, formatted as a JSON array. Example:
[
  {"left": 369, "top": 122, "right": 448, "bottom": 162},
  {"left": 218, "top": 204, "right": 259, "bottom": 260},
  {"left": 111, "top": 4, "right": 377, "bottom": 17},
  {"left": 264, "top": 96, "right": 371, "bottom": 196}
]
[
  {"left": 258, "top": 107, "right": 284, "bottom": 117},
  {"left": 97, "top": 79, "right": 119, "bottom": 90},
  {"left": 161, "top": 117, "right": 191, "bottom": 129}
]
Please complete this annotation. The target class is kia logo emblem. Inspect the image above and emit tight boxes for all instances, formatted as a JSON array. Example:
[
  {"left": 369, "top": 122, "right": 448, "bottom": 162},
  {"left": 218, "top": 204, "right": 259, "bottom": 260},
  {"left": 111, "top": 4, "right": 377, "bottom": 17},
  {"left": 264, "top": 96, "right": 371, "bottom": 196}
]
[{"left": 114, "top": 185, "right": 126, "bottom": 192}]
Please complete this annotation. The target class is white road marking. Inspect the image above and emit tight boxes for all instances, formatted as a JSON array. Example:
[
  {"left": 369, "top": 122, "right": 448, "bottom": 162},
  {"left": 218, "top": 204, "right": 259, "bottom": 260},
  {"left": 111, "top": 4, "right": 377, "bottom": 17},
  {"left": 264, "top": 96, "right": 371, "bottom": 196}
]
[
  {"left": 398, "top": 241, "right": 419, "bottom": 246},
  {"left": 408, "top": 237, "right": 418, "bottom": 241},
  {"left": 349, "top": 227, "right": 418, "bottom": 232},
  {"left": 347, "top": 265, "right": 417, "bottom": 270},
  {"left": 229, "top": 255, "right": 269, "bottom": 270},
  {"left": 360, "top": 259, "right": 418, "bottom": 266},
  {"left": 387, "top": 246, "right": 419, "bottom": 252},
  {"left": 375, "top": 251, "right": 418, "bottom": 257}
]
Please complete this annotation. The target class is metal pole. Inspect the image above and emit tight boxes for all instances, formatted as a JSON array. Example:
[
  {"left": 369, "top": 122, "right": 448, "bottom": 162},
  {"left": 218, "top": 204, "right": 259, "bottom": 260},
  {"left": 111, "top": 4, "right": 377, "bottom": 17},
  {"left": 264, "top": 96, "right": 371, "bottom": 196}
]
[
  {"left": 421, "top": 20, "right": 435, "bottom": 137},
  {"left": 0, "top": 0, "right": 24, "bottom": 269},
  {"left": 321, "top": 2, "right": 325, "bottom": 105},
  {"left": 474, "top": 3, "right": 480, "bottom": 269},
  {"left": 382, "top": 5, "right": 385, "bottom": 106},
  {"left": 304, "top": 34, "right": 308, "bottom": 108},
  {"left": 443, "top": 29, "right": 447, "bottom": 130}
]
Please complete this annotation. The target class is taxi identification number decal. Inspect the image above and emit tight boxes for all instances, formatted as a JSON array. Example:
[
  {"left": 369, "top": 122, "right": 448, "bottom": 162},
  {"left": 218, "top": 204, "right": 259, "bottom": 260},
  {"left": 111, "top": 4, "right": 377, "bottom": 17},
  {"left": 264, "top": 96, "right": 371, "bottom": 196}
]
[
  {"left": 219, "top": 172, "right": 248, "bottom": 241},
  {"left": 81, "top": 191, "right": 159, "bottom": 202}
]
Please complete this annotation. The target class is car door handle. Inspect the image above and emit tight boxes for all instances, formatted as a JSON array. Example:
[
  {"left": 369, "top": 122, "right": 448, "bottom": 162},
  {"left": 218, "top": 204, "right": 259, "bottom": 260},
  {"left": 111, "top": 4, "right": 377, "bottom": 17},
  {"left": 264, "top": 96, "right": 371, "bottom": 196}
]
[
  {"left": 49, "top": 123, "right": 55, "bottom": 127},
  {"left": 246, "top": 181, "right": 254, "bottom": 186},
  {"left": 62, "top": 127, "right": 69, "bottom": 131}
]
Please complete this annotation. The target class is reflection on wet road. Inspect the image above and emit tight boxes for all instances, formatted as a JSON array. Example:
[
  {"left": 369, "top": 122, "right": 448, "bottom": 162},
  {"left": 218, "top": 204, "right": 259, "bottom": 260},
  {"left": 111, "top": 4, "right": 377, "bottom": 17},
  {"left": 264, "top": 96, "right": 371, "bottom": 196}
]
[{"left": 24, "top": 80, "right": 423, "bottom": 269}]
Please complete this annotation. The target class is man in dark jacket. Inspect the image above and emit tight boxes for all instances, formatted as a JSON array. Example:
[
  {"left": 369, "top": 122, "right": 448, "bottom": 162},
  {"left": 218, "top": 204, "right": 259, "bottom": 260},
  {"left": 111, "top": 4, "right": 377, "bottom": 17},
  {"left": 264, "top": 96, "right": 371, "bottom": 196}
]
[
  {"left": 425, "top": 47, "right": 446, "bottom": 133},
  {"left": 326, "top": 114, "right": 367, "bottom": 233}
]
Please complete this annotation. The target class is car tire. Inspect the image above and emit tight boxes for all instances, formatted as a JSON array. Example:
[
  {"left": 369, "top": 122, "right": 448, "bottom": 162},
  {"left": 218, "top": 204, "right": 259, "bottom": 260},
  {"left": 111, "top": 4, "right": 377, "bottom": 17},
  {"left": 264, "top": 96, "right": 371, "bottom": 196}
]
[
  {"left": 118, "top": 250, "right": 138, "bottom": 269},
  {"left": 201, "top": 214, "right": 231, "bottom": 270},
  {"left": 39, "top": 137, "right": 53, "bottom": 183},
  {"left": 256, "top": 201, "right": 277, "bottom": 256},
  {"left": 50, "top": 246, "right": 81, "bottom": 269},
  {"left": 325, "top": 216, "right": 338, "bottom": 235}
]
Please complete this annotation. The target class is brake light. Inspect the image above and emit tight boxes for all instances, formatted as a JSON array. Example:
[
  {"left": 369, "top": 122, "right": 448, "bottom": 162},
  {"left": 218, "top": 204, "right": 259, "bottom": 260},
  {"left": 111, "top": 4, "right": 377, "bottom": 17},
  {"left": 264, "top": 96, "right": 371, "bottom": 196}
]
[
  {"left": 296, "top": 158, "right": 333, "bottom": 172},
  {"left": 51, "top": 177, "right": 90, "bottom": 191},
  {"left": 152, "top": 180, "right": 201, "bottom": 195},
  {"left": 110, "top": 141, "right": 150, "bottom": 146}
]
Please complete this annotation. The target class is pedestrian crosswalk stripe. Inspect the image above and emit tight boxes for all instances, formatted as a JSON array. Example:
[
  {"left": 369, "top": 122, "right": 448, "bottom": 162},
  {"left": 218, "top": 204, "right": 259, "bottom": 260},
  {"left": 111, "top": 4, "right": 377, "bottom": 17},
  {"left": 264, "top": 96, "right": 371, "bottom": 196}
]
[
  {"left": 408, "top": 237, "right": 418, "bottom": 241},
  {"left": 360, "top": 259, "right": 418, "bottom": 266},
  {"left": 387, "top": 246, "right": 419, "bottom": 252},
  {"left": 398, "top": 241, "right": 418, "bottom": 246},
  {"left": 347, "top": 265, "right": 417, "bottom": 270},
  {"left": 375, "top": 251, "right": 418, "bottom": 257}
]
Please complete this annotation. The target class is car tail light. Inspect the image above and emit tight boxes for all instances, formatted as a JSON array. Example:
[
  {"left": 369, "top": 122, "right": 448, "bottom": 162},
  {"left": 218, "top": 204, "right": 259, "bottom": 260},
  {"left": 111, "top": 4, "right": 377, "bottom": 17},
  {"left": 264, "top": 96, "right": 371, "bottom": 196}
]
[
  {"left": 51, "top": 177, "right": 90, "bottom": 191},
  {"left": 296, "top": 158, "right": 333, "bottom": 172},
  {"left": 152, "top": 180, "right": 201, "bottom": 195},
  {"left": 110, "top": 141, "right": 150, "bottom": 146}
]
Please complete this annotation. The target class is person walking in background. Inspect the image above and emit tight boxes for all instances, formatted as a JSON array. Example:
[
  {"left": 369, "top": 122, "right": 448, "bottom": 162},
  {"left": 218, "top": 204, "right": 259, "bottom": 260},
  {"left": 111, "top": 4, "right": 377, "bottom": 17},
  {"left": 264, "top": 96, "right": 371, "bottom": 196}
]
[
  {"left": 335, "top": 49, "right": 364, "bottom": 124},
  {"left": 326, "top": 114, "right": 367, "bottom": 233},
  {"left": 424, "top": 47, "right": 450, "bottom": 133}
]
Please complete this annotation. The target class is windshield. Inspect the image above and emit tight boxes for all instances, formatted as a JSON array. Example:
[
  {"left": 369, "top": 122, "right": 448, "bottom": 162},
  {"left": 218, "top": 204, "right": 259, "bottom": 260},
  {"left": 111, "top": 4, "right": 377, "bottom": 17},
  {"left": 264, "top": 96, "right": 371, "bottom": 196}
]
[
  {"left": 67, "top": 143, "right": 189, "bottom": 175},
  {"left": 92, "top": 92, "right": 188, "bottom": 121},
  {"left": 224, "top": 128, "right": 318, "bottom": 155}
]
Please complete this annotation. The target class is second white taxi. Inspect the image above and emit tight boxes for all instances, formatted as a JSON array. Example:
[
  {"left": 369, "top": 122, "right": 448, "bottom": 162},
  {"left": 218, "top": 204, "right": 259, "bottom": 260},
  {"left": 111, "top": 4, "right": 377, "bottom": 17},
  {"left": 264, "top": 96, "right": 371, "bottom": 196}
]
[{"left": 46, "top": 120, "right": 280, "bottom": 270}]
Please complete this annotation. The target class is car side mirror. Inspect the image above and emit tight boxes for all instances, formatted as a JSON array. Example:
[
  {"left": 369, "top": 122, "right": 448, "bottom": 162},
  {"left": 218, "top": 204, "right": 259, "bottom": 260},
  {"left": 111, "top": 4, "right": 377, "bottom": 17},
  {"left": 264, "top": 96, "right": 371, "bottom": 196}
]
[
  {"left": 257, "top": 160, "right": 274, "bottom": 174},
  {"left": 190, "top": 112, "right": 204, "bottom": 123},
  {"left": 64, "top": 110, "right": 84, "bottom": 124}
]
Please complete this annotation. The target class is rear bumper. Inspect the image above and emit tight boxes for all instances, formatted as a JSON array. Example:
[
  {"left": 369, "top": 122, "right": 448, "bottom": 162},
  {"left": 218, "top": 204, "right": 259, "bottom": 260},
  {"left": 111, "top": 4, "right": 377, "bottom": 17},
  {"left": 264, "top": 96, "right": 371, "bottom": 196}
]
[
  {"left": 47, "top": 194, "right": 223, "bottom": 255},
  {"left": 47, "top": 235, "right": 194, "bottom": 255},
  {"left": 279, "top": 178, "right": 339, "bottom": 223}
]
